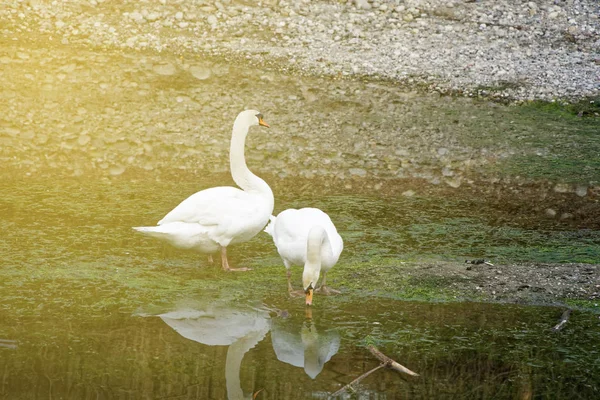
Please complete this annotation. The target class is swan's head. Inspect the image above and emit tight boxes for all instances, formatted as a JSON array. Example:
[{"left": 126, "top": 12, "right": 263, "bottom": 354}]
[
  {"left": 302, "top": 266, "right": 320, "bottom": 306},
  {"left": 237, "top": 109, "right": 270, "bottom": 128}
]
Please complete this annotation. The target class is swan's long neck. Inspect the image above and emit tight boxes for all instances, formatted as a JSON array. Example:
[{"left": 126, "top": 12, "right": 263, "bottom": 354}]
[
  {"left": 226, "top": 330, "right": 267, "bottom": 399},
  {"left": 230, "top": 118, "right": 273, "bottom": 204},
  {"left": 303, "top": 226, "right": 333, "bottom": 289}
]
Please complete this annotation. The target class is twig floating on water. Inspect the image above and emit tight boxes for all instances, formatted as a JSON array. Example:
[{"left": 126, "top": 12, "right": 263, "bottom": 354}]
[
  {"left": 552, "top": 309, "right": 572, "bottom": 332},
  {"left": 368, "top": 345, "right": 420, "bottom": 377},
  {"left": 329, "top": 345, "right": 419, "bottom": 398},
  {"left": 330, "top": 364, "right": 385, "bottom": 398}
]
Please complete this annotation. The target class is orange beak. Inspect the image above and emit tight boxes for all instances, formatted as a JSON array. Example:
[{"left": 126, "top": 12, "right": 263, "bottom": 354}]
[
  {"left": 258, "top": 117, "right": 270, "bottom": 128},
  {"left": 305, "top": 288, "right": 313, "bottom": 306}
]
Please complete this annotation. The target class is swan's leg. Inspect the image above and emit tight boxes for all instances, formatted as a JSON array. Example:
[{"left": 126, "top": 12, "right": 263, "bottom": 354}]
[
  {"left": 220, "top": 246, "right": 252, "bottom": 272},
  {"left": 207, "top": 254, "right": 214, "bottom": 264},
  {"left": 284, "top": 260, "right": 294, "bottom": 292},
  {"left": 287, "top": 269, "right": 294, "bottom": 292},
  {"left": 284, "top": 261, "right": 304, "bottom": 297},
  {"left": 316, "top": 272, "right": 341, "bottom": 295}
]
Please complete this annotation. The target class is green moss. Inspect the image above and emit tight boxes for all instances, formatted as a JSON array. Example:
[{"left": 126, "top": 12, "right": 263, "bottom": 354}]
[{"left": 521, "top": 97, "right": 600, "bottom": 119}]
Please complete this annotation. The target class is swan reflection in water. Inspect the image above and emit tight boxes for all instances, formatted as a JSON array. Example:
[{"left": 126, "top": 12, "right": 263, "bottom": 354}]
[
  {"left": 158, "top": 303, "right": 340, "bottom": 398},
  {"left": 158, "top": 304, "right": 270, "bottom": 400},
  {"left": 270, "top": 311, "right": 340, "bottom": 379}
]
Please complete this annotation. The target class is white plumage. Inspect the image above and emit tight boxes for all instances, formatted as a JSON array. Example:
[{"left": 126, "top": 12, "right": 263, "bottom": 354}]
[
  {"left": 133, "top": 110, "right": 273, "bottom": 271},
  {"left": 265, "top": 207, "right": 343, "bottom": 304}
]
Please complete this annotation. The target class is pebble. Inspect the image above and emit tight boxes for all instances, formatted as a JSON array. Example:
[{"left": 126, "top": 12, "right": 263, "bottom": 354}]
[
  {"left": 1, "top": 0, "right": 598, "bottom": 102},
  {"left": 78, "top": 135, "right": 91, "bottom": 146},
  {"left": 129, "top": 11, "right": 145, "bottom": 23},
  {"left": 146, "top": 12, "right": 160, "bottom": 22},
  {"left": 355, "top": 0, "right": 371, "bottom": 10},
  {"left": 349, "top": 168, "right": 367, "bottom": 177},
  {"left": 152, "top": 63, "right": 177, "bottom": 76},
  {"left": 575, "top": 186, "right": 588, "bottom": 197},
  {"left": 189, "top": 66, "right": 211, "bottom": 80}
]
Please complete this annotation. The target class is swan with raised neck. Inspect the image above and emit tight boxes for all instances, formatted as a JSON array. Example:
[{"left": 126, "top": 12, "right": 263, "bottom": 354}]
[{"left": 133, "top": 109, "right": 274, "bottom": 272}]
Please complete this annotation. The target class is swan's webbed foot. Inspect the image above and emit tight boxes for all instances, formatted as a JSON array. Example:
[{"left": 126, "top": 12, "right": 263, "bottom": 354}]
[
  {"left": 315, "top": 286, "right": 341, "bottom": 296},
  {"left": 220, "top": 246, "right": 251, "bottom": 272}
]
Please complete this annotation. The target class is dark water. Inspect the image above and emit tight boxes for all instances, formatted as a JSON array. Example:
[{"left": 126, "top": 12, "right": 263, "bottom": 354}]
[
  {"left": 1, "top": 37, "right": 600, "bottom": 399},
  {"left": 1, "top": 293, "right": 599, "bottom": 400}
]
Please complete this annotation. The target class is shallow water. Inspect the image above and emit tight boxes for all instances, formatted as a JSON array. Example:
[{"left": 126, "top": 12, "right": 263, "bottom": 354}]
[
  {"left": 1, "top": 292, "right": 599, "bottom": 399},
  {"left": 1, "top": 37, "right": 600, "bottom": 399}
]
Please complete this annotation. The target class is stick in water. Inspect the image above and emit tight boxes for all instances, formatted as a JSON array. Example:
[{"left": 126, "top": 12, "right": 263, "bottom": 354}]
[
  {"left": 330, "top": 364, "right": 386, "bottom": 397},
  {"left": 368, "top": 345, "right": 420, "bottom": 376},
  {"left": 552, "top": 309, "right": 572, "bottom": 332},
  {"left": 330, "top": 345, "right": 419, "bottom": 398}
]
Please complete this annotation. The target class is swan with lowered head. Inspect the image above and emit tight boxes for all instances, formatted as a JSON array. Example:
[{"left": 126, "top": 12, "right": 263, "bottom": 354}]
[
  {"left": 265, "top": 207, "right": 343, "bottom": 305},
  {"left": 133, "top": 110, "right": 273, "bottom": 272}
]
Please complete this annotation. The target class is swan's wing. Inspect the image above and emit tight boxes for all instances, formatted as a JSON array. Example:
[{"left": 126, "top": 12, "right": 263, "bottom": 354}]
[
  {"left": 300, "top": 208, "right": 344, "bottom": 258},
  {"left": 158, "top": 186, "right": 251, "bottom": 226}
]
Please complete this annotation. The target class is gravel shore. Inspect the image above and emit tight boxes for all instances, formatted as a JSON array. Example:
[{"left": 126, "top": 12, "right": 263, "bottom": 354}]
[{"left": 2, "top": 0, "right": 599, "bottom": 101}]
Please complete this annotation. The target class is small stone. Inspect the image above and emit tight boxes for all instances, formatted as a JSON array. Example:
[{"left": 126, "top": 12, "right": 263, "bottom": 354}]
[
  {"left": 207, "top": 15, "right": 217, "bottom": 25},
  {"left": 575, "top": 185, "right": 588, "bottom": 197},
  {"left": 554, "top": 183, "right": 571, "bottom": 193},
  {"left": 445, "top": 178, "right": 461, "bottom": 188},
  {"left": 146, "top": 12, "right": 160, "bottom": 22},
  {"left": 153, "top": 63, "right": 177, "bottom": 76},
  {"left": 348, "top": 168, "right": 367, "bottom": 177},
  {"left": 355, "top": 0, "right": 371, "bottom": 10},
  {"left": 109, "top": 165, "right": 126, "bottom": 176},
  {"left": 545, "top": 208, "right": 557, "bottom": 218},
  {"left": 175, "top": 11, "right": 184, "bottom": 20},
  {"left": 129, "top": 11, "right": 145, "bottom": 23},
  {"left": 549, "top": 11, "right": 559, "bottom": 19},
  {"left": 402, "top": 190, "right": 415, "bottom": 197},
  {"left": 78, "top": 135, "right": 91, "bottom": 146},
  {"left": 189, "top": 66, "right": 211, "bottom": 80}
]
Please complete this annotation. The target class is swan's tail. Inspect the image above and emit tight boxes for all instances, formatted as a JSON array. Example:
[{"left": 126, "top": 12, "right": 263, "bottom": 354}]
[
  {"left": 132, "top": 226, "right": 174, "bottom": 240},
  {"left": 263, "top": 215, "right": 276, "bottom": 236}
]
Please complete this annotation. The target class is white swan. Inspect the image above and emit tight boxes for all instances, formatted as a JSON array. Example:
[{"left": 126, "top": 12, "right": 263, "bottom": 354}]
[
  {"left": 133, "top": 110, "right": 273, "bottom": 271},
  {"left": 265, "top": 208, "right": 343, "bottom": 305}
]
